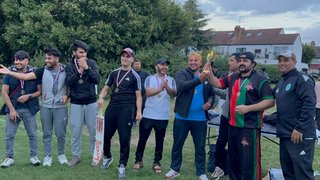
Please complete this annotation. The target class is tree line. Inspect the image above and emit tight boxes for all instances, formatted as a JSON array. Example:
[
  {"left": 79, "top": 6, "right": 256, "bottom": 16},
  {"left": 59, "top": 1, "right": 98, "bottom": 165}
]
[{"left": 0, "top": 0, "right": 210, "bottom": 82}]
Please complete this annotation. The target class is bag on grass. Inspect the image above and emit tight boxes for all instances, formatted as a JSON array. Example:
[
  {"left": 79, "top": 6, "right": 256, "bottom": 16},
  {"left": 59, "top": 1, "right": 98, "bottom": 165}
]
[
  {"left": 207, "top": 144, "right": 216, "bottom": 173},
  {"left": 269, "top": 168, "right": 284, "bottom": 180}
]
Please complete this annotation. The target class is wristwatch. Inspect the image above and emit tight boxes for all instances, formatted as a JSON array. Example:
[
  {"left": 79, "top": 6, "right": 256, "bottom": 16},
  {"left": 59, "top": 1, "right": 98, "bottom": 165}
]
[{"left": 28, "top": 94, "right": 32, "bottom": 100}]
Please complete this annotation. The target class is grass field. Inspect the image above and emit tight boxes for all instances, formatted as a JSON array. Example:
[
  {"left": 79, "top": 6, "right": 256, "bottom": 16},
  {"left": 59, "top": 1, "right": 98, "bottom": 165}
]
[{"left": 0, "top": 102, "right": 318, "bottom": 180}]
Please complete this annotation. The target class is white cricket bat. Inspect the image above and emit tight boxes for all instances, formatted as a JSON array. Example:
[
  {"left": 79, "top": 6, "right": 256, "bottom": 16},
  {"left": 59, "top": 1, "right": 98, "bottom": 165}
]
[{"left": 92, "top": 108, "right": 105, "bottom": 166}]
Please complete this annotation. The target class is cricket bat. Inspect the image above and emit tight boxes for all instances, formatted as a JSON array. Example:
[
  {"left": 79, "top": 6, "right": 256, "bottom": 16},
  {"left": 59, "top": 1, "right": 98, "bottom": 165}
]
[{"left": 91, "top": 108, "right": 105, "bottom": 166}]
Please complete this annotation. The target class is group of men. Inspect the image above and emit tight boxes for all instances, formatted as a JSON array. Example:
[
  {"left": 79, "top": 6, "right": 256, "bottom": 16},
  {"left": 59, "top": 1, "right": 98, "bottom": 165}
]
[{"left": 0, "top": 40, "right": 317, "bottom": 180}]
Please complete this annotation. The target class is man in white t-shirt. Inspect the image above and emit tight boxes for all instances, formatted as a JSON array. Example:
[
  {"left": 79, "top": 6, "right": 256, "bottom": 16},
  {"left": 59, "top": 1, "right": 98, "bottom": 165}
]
[{"left": 133, "top": 58, "right": 176, "bottom": 173}]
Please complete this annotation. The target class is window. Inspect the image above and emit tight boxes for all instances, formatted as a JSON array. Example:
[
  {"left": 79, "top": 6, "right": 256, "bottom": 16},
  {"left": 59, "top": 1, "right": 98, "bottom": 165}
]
[
  {"left": 246, "top": 32, "right": 252, "bottom": 37},
  {"left": 273, "top": 46, "right": 288, "bottom": 57},
  {"left": 236, "top": 48, "right": 246, "bottom": 53},
  {"left": 228, "top": 32, "right": 233, "bottom": 36},
  {"left": 257, "top": 32, "right": 263, "bottom": 36},
  {"left": 255, "top": 49, "right": 262, "bottom": 59}
]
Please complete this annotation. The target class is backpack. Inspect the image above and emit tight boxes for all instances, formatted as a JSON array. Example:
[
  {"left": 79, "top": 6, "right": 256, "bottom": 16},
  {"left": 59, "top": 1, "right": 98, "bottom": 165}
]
[{"left": 207, "top": 144, "right": 216, "bottom": 173}]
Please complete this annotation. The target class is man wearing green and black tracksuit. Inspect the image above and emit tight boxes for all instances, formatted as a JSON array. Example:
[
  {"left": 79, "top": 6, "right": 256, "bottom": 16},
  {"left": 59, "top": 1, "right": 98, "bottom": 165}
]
[
  {"left": 209, "top": 52, "right": 274, "bottom": 180},
  {"left": 275, "top": 50, "right": 316, "bottom": 180}
]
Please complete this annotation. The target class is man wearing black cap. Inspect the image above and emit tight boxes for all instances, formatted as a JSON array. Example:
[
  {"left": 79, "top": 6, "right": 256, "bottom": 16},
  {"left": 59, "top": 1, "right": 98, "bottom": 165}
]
[
  {"left": 0, "top": 50, "right": 42, "bottom": 167},
  {"left": 0, "top": 48, "right": 69, "bottom": 167},
  {"left": 65, "top": 40, "right": 100, "bottom": 167},
  {"left": 208, "top": 51, "right": 274, "bottom": 180},
  {"left": 98, "top": 47, "right": 142, "bottom": 178},
  {"left": 133, "top": 58, "right": 176, "bottom": 173},
  {"left": 274, "top": 50, "right": 316, "bottom": 179}
]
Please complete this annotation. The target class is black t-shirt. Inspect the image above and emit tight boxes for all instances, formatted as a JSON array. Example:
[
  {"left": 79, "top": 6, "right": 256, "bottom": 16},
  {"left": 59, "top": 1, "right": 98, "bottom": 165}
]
[
  {"left": 106, "top": 68, "right": 141, "bottom": 106},
  {"left": 33, "top": 67, "right": 45, "bottom": 80}
]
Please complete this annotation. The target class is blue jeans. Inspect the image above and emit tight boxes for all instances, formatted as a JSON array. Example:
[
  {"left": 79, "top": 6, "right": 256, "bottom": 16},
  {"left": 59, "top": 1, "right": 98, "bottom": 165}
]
[
  {"left": 170, "top": 118, "right": 207, "bottom": 176},
  {"left": 5, "top": 109, "right": 38, "bottom": 158}
]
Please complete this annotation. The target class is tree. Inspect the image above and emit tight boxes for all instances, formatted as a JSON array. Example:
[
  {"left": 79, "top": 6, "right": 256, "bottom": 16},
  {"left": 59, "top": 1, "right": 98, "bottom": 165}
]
[
  {"left": 302, "top": 43, "right": 316, "bottom": 64},
  {"left": 183, "top": 0, "right": 209, "bottom": 49}
]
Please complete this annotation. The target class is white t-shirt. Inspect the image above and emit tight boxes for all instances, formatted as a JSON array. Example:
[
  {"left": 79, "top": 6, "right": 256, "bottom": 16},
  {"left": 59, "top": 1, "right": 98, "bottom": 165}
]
[{"left": 143, "top": 74, "right": 176, "bottom": 120}]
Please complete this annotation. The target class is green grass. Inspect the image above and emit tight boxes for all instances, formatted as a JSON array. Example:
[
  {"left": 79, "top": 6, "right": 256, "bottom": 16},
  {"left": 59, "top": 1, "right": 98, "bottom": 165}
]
[{"left": 0, "top": 102, "right": 318, "bottom": 180}]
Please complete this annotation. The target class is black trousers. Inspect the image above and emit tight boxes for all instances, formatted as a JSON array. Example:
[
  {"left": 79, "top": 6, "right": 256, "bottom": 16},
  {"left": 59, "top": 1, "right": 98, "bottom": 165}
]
[
  {"left": 280, "top": 138, "right": 315, "bottom": 180},
  {"left": 215, "top": 115, "right": 229, "bottom": 173},
  {"left": 170, "top": 119, "right": 207, "bottom": 176},
  {"left": 135, "top": 117, "right": 168, "bottom": 164},
  {"left": 103, "top": 105, "right": 135, "bottom": 167},
  {"left": 228, "top": 126, "right": 261, "bottom": 180}
]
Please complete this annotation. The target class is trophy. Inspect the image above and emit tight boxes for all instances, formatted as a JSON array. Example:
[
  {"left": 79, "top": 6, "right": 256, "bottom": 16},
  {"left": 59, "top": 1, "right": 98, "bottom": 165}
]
[{"left": 203, "top": 50, "right": 218, "bottom": 73}]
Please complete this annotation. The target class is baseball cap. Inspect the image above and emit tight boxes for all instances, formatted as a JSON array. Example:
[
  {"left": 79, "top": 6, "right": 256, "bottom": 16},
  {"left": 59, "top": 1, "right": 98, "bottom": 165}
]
[
  {"left": 155, "top": 58, "right": 170, "bottom": 65},
  {"left": 121, "top": 47, "right": 135, "bottom": 58},
  {"left": 277, "top": 50, "right": 296, "bottom": 60},
  {"left": 239, "top": 52, "right": 255, "bottom": 62}
]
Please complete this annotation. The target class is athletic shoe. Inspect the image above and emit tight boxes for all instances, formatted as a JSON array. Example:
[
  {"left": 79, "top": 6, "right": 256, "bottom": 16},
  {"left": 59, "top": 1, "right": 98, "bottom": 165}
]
[
  {"left": 118, "top": 164, "right": 126, "bottom": 178},
  {"left": 100, "top": 156, "right": 113, "bottom": 169},
  {"left": 30, "top": 156, "right": 41, "bottom": 166},
  {"left": 199, "top": 174, "right": 208, "bottom": 180},
  {"left": 165, "top": 169, "right": 180, "bottom": 179},
  {"left": 43, "top": 156, "right": 52, "bottom": 167},
  {"left": 0, "top": 157, "right": 14, "bottom": 168},
  {"left": 68, "top": 156, "right": 81, "bottom": 167},
  {"left": 211, "top": 166, "right": 224, "bottom": 180},
  {"left": 58, "top": 154, "right": 68, "bottom": 165}
]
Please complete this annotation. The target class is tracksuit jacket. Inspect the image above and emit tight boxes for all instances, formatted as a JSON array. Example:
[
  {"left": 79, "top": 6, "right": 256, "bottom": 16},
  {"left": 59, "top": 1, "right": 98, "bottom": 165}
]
[
  {"left": 174, "top": 67, "right": 214, "bottom": 119},
  {"left": 274, "top": 68, "right": 316, "bottom": 138}
]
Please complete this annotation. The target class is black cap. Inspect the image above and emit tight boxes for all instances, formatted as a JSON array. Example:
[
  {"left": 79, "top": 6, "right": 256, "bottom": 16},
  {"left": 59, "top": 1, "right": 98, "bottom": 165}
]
[
  {"left": 155, "top": 58, "right": 170, "bottom": 65},
  {"left": 239, "top": 52, "right": 255, "bottom": 62},
  {"left": 14, "top": 50, "right": 30, "bottom": 60}
]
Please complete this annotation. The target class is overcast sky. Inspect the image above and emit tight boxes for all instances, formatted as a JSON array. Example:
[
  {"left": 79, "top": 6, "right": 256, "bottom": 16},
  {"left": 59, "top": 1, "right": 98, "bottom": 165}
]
[{"left": 176, "top": 0, "right": 320, "bottom": 45}]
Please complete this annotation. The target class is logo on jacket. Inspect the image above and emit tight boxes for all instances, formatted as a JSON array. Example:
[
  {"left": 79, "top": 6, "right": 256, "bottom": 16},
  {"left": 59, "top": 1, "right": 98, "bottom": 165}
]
[
  {"left": 285, "top": 83, "right": 291, "bottom": 91},
  {"left": 241, "top": 137, "right": 249, "bottom": 146},
  {"left": 246, "top": 83, "right": 253, "bottom": 90},
  {"left": 125, "top": 77, "right": 130, "bottom": 81}
]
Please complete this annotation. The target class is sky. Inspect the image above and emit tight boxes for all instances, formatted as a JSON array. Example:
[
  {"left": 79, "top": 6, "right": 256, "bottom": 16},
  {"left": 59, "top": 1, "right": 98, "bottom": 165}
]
[{"left": 176, "top": 0, "right": 320, "bottom": 45}]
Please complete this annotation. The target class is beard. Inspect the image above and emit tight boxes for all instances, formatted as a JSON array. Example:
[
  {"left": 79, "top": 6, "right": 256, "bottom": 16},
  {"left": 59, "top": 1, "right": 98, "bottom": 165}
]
[
  {"left": 239, "top": 65, "right": 252, "bottom": 74},
  {"left": 157, "top": 68, "right": 167, "bottom": 75}
]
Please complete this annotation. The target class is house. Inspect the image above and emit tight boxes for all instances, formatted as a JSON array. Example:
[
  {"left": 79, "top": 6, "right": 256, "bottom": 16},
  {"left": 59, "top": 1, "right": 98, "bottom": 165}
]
[
  {"left": 309, "top": 41, "right": 320, "bottom": 74},
  {"left": 202, "top": 26, "right": 307, "bottom": 70}
]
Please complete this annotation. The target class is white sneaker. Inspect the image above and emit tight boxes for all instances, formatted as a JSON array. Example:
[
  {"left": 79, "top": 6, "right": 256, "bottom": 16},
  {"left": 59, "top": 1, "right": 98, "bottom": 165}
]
[
  {"left": 43, "top": 156, "right": 52, "bottom": 167},
  {"left": 211, "top": 166, "right": 224, "bottom": 180},
  {"left": 100, "top": 156, "right": 113, "bottom": 169},
  {"left": 165, "top": 169, "right": 180, "bottom": 179},
  {"left": 58, "top": 154, "right": 68, "bottom": 165},
  {"left": 0, "top": 157, "right": 14, "bottom": 168},
  {"left": 199, "top": 174, "right": 208, "bottom": 180},
  {"left": 118, "top": 164, "right": 126, "bottom": 178},
  {"left": 30, "top": 156, "right": 41, "bottom": 166}
]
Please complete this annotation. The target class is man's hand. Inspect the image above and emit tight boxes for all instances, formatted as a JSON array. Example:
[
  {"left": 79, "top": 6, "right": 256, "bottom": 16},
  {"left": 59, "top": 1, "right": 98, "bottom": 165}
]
[
  {"left": 0, "top": 64, "right": 10, "bottom": 75},
  {"left": 61, "top": 95, "right": 68, "bottom": 104},
  {"left": 136, "top": 111, "right": 142, "bottom": 122},
  {"left": 235, "top": 105, "right": 251, "bottom": 115},
  {"left": 291, "top": 129, "right": 303, "bottom": 144},
  {"left": 161, "top": 79, "right": 168, "bottom": 90},
  {"left": 202, "top": 101, "right": 211, "bottom": 110},
  {"left": 17, "top": 95, "right": 30, "bottom": 103},
  {"left": 77, "top": 57, "right": 89, "bottom": 70},
  {"left": 9, "top": 110, "right": 18, "bottom": 122}
]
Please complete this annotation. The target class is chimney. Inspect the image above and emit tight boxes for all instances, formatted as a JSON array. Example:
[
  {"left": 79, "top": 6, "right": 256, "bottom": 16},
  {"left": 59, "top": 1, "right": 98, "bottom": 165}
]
[
  {"left": 311, "top": 41, "right": 316, "bottom": 47},
  {"left": 234, "top": 25, "right": 244, "bottom": 40}
]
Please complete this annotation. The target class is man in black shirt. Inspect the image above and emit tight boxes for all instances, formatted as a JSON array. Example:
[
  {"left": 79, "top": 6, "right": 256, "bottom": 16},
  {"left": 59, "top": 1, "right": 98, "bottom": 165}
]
[
  {"left": 98, "top": 47, "right": 142, "bottom": 178},
  {"left": 65, "top": 40, "right": 100, "bottom": 167},
  {"left": 274, "top": 50, "right": 316, "bottom": 179}
]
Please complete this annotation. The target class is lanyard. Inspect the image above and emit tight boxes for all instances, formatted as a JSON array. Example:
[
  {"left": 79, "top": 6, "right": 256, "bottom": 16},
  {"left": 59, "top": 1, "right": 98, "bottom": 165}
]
[
  {"left": 116, "top": 68, "right": 131, "bottom": 88},
  {"left": 53, "top": 66, "right": 61, "bottom": 85},
  {"left": 74, "top": 59, "right": 83, "bottom": 78},
  {"left": 20, "top": 80, "right": 24, "bottom": 90}
]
